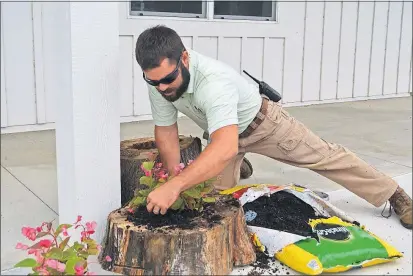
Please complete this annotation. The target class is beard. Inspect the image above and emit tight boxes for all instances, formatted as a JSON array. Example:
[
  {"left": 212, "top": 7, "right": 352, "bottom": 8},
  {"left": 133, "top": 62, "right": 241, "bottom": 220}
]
[{"left": 160, "top": 63, "right": 191, "bottom": 102}]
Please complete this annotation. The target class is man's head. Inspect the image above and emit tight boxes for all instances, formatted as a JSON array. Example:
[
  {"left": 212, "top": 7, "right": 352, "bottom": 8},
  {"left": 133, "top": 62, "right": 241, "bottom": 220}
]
[{"left": 135, "top": 25, "right": 190, "bottom": 102}]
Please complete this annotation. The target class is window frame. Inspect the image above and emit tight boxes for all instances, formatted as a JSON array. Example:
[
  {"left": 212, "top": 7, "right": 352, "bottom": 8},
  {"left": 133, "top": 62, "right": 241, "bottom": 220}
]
[
  {"left": 129, "top": 1, "right": 207, "bottom": 19},
  {"left": 128, "top": 1, "right": 277, "bottom": 22},
  {"left": 213, "top": 1, "right": 277, "bottom": 21}
]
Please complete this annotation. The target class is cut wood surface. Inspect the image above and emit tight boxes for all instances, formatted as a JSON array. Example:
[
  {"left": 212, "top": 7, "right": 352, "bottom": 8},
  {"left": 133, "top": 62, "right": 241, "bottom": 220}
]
[
  {"left": 120, "top": 136, "right": 202, "bottom": 206},
  {"left": 99, "top": 197, "right": 257, "bottom": 275}
]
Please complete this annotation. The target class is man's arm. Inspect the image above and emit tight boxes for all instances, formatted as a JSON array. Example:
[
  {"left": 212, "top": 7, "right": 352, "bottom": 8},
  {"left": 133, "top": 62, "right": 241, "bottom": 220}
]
[
  {"left": 155, "top": 123, "right": 181, "bottom": 175},
  {"left": 167, "top": 77, "right": 240, "bottom": 192},
  {"left": 171, "top": 124, "right": 238, "bottom": 192},
  {"left": 146, "top": 85, "right": 180, "bottom": 173}
]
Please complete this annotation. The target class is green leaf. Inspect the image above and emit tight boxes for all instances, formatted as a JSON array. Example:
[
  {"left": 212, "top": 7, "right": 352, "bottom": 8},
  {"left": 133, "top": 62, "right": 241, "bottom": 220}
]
[
  {"left": 73, "top": 241, "right": 84, "bottom": 251},
  {"left": 138, "top": 189, "right": 151, "bottom": 197},
  {"left": 83, "top": 238, "right": 96, "bottom": 246},
  {"left": 139, "top": 176, "right": 152, "bottom": 187},
  {"left": 14, "top": 258, "right": 37, "bottom": 268},
  {"left": 201, "top": 184, "right": 214, "bottom": 195},
  {"left": 132, "top": 196, "right": 145, "bottom": 206},
  {"left": 45, "top": 248, "right": 64, "bottom": 261},
  {"left": 62, "top": 248, "right": 77, "bottom": 261},
  {"left": 59, "top": 237, "right": 70, "bottom": 250},
  {"left": 184, "top": 197, "right": 197, "bottom": 210},
  {"left": 183, "top": 188, "right": 202, "bottom": 199},
  {"left": 203, "top": 197, "right": 216, "bottom": 203},
  {"left": 87, "top": 248, "right": 99, "bottom": 255},
  {"left": 142, "top": 161, "right": 155, "bottom": 171},
  {"left": 170, "top": 197, "right": 184, "bottom": 210},
  {"left": 55, "top": 224, "right": 72, "bottom": 236},
  {"left": 197, "top": 183, "right": 205, "bottom": 190},
  {"left": 64, "top": 257, "right": 84, "bottom": 274}
]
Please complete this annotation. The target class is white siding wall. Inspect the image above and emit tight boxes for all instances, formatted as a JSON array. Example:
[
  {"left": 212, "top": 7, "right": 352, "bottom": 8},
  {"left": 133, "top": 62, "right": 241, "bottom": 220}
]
[{"left": 1, "top": 1, "right": 412, "bottom": 133}]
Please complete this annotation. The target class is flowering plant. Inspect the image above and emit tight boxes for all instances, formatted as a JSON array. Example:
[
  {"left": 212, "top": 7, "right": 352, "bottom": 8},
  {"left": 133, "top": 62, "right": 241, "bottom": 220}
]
[
  {"left": 14, "top": 216, "right": 112, "bottom": 275},
  {"left": 128, "top": 160, "right": 217, "bottom": 212}
]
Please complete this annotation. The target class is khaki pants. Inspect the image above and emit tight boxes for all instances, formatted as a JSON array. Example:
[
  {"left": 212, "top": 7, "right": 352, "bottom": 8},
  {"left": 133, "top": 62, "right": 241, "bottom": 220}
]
[{"left": 213, "top": 100, "right": 398, "bottom": 208}]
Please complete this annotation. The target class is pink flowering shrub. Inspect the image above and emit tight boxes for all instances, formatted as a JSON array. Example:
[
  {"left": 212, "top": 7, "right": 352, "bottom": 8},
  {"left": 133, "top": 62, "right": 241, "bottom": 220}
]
[
  {"left": 14, "top": 216, "right": 112, "bottom": 275},
  {"left": 128, "top": 160, "right": 217, "bottom": 212}
]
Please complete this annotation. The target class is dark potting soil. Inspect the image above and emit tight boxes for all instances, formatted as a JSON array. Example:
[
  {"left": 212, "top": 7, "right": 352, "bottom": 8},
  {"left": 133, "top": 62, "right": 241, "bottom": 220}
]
[
  {"left": 243, "top": 191, "right": 327, "bottom": 238},
  {"left": 245, "top": 250, "right": 291, "bottom": 276},
  {"left": 125, "top": 196, "right": 239, "bottom": 231}
]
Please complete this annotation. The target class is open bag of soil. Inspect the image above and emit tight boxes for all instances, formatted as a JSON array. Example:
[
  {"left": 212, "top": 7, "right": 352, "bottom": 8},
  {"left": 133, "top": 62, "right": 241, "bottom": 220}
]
[{"left": 220, "top": 184, "right": 403, "bottom": 275}]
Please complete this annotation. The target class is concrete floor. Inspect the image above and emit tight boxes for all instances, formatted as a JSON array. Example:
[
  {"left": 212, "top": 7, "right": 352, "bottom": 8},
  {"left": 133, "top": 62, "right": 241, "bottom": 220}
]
[{"left": 1, "top": 97, "right": 412, "bottom": 274}]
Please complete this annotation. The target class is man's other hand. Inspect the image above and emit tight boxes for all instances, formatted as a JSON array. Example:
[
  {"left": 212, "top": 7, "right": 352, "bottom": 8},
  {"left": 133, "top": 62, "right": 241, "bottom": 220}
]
[{"left": 146, "top": 181, "right": 181, "bottom": 215}]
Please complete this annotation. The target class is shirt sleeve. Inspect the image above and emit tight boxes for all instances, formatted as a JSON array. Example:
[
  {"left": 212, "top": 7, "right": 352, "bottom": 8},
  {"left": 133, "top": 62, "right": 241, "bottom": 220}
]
[
  {"left": 198, "top": 76, "right": 239, "bottom": 135},
  {"left": 147, "top": 85, "right": 178, "bottom": 126}
]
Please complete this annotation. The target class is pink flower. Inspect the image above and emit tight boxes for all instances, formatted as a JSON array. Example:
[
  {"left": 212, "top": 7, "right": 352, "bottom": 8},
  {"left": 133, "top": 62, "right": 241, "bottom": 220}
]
[
  {"left": 156, "top": 163, "right": 163, "bottom": 168},
  {"left": 74, "top": 215, "right": 82, "bottom": 224},
  {"left": 28, "top": 248, "right": 38, "bottom": 255},
  {"left": 21, "top": 227, "right": 37, "bottom": 241},
  {"left": 144, "top": 170, "right": 151, "bottom": 177},
  {"left": 39, "top": 239, "right": 53, "bottom": 248},
  {"left": 159, "top": 172, "right": 168, "bottom": 180},
  {"left": 74, "top": 265, "right": 85, "bottom": 275},
  {"left": 127, "top": 208, "right": 134, "bottom": 214},
  {"left": 174, "top": 163, "right": 185, "bottom": 175},
  {"left": 156, "top": 169, "right": 168, "bottom": 180},
  {"left": 86, "top": 221, "right": 97, "bottom": 233},
  {"left": 36, "top": 227, "right": 42, "bottom": 232},
  {"left": 105, "top": 255, "right": 112, "bottom": 262},
  {"left": 15, "top": 242, "right": 29, "bottom": 250},
  {"left": 45, "top": 259, "right": 65, "bottom": 272},
  {"left": 61, "top": 225, "right": 69, "bottom": 237},
  {"left": 80, "top": 231, "right": 87, "bottom": 241},
  {"left": 28, "top": 249, "right": 44, "bottom": 263}
]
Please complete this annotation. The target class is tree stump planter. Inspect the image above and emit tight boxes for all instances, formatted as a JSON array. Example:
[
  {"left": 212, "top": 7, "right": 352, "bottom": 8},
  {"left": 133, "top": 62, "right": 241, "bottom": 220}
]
[
  {"left": 120, "top": 136, "right": 202, "bottom": 206},
  {"left": 99, "top": 196, "right": 256, "bottom": 275}
]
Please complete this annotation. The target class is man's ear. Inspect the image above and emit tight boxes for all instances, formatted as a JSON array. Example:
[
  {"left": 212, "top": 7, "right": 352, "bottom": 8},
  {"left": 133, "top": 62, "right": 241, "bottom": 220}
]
[{"left": 182, "top": 50, "right": 189, "bottom": 68}]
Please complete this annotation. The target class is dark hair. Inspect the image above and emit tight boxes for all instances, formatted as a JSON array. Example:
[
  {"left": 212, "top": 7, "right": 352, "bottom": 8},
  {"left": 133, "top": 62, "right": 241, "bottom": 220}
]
[{"left": 135, "top": 25, "right": 185, "bottom": 70}]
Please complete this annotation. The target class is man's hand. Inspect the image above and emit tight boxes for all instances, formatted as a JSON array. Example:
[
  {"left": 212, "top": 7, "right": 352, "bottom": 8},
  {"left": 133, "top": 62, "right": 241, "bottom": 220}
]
[{"left": 146, "top": 182, "right": 181, "bottom": 215}]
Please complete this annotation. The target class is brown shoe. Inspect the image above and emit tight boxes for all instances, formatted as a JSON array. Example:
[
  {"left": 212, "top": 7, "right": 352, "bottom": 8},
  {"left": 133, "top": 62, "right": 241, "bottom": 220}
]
[
  {"left": 387, "top": 186, "right": 412, "bottom": 229},
  {"left": 240, "top": 157, "right": 253, "bottom": 179}
]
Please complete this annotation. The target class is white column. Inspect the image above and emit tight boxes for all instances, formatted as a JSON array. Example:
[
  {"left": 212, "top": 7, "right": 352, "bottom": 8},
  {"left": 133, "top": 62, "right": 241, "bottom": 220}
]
[{"left": 54, "top": 2, "right": 120, "bottom": 243}]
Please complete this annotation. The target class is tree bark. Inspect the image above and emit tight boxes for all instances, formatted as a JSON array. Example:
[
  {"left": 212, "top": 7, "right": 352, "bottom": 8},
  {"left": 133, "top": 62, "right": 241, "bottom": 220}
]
[
  {"left": 99, "top": 197, "right": 256, "bottom": 275},
  {"left": 120, "top": 136, "right": 202, "bottom": 206}
]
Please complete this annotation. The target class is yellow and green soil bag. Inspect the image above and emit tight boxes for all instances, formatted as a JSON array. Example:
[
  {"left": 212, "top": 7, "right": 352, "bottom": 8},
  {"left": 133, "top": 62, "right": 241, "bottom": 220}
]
[{"left": 220, "top": 184, "right": 403, "bottom": 275}]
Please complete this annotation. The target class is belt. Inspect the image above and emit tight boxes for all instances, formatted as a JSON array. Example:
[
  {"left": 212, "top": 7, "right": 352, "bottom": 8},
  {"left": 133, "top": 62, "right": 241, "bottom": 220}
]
[{"left": 239, "top": 97, "right": 269, "bottom": 138}]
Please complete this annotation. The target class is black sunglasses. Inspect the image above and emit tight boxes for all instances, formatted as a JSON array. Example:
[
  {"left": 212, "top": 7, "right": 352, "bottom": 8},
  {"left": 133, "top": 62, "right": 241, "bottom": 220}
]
[{"left": 143, "top": 57, "right": 182, "bottom": 86}]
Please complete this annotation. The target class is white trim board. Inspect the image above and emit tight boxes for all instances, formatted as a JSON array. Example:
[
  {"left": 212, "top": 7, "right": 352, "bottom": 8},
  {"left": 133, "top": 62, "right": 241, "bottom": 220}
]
[{"left": 1, "top": 93, "right": 411, "bottom": 134}]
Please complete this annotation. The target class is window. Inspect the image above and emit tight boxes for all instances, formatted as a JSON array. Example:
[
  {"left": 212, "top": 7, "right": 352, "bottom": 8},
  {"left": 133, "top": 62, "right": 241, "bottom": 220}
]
[
  {"left": 130, "top": 1, "right": 206, "bottom": 18},
  {"left": 130, "top": 1, "right": 276, "bottom": 21},
  {"left": 214, "top": 1, "right": 276, "bottom": 21}
]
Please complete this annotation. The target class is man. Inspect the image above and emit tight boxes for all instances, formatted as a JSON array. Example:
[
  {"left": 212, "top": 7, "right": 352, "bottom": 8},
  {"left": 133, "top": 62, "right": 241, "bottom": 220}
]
[{"left": 134, "top": 25, "right": 412, "bottom": 230}]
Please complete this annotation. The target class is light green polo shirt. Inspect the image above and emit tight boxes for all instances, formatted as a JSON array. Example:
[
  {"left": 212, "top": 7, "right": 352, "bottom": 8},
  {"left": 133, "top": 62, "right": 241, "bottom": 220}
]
[{"left": 147, "top": 49, "right": 262, "bottom": 135}]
